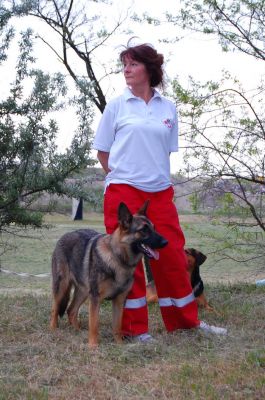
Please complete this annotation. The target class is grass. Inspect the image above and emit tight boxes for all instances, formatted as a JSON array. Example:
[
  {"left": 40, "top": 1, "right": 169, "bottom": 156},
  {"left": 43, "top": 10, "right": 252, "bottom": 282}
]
[
  {"left": 0, "top": 212, "right": 105, "bottom": 294},
  {"left": 1, "top": 213, "right": 263, "bottom": 293},
  {"left": 0, "top": 286, "right": 264, "bottom": 399},
  {"left": 0, "top": 212, "right": 265, "bottom": 399}
]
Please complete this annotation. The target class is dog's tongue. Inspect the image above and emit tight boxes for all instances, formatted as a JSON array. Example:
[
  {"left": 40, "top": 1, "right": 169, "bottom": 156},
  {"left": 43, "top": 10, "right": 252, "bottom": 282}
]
[
  {"left": 141, "top": 244, "right": 160, "bottom": 260},
  {"left": 148, "top": 247, "right": 159, "bottom": 260}
]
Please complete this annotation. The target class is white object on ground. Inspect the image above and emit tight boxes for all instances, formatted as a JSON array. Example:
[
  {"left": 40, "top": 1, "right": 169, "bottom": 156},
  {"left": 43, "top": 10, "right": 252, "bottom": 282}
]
[{"left": 199, "top": 321, "right": 228, "bottom": 335}]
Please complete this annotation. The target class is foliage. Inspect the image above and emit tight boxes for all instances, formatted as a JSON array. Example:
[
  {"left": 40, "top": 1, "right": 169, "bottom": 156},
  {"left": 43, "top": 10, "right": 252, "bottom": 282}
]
[
  {"left": 168, "top": 1, "right": 265, "bottom": 261},
  {"left": 9, "top": 0, "right": 129, "bottom": 113},
  {"left": 168, "top": 0, "right": 265, "bottom": 61},
  {"left": 188, "top": 191, "right": 199, "bottom": 213},
  {"left": 0, "top": 11, "right": 95, "bottom": 237},
  {"left": 3, "top": 0, "right": 264, "bottom": 266},
  {"left": 173, "top": 73, "right": 265, "bottom": 229}
]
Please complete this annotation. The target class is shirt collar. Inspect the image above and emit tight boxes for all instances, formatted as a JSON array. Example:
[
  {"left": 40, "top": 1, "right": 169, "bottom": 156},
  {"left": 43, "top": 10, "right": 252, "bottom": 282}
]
[{"left": 123, "top": 87, "right": 162, "bottom": 101}]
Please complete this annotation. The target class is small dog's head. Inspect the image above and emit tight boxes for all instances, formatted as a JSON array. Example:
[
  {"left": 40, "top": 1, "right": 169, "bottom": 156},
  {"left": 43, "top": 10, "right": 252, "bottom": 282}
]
[
  {"left": 185, "top": 248, "right": 207, "bottom": 274},
  {"left": 185, "top": 248, "right": 207, "bottom": 293}
]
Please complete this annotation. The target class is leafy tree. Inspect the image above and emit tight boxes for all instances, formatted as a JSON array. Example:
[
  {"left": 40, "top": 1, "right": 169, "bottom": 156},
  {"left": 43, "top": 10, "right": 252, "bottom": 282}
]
[
  {"left": 169, "top": 0, "right": 265, "bottom": 61},
  {"left": 9, "top": 0, "right": 129, "bottom": 113},
  {"left": 170, "top": 0, "right": 265, "bottom": 264},
  {"left": 188, "top": 191, "right": 200, "bottom": 213},
  {"left": 0, "top": 10, "right": 95, "bottom": 241},
  {"left": 173, "top": 74, "right": 265, "bottom": 224}
]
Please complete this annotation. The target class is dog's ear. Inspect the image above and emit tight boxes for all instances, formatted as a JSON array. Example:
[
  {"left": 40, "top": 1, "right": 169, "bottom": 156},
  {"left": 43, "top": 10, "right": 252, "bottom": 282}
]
[
  {"left": 137, "top": 200, "right": 149, "bottom": 216},
  {"left": 118, "top": 202, "right": 133, "bottom": 230},
  {"left": 195, "top": 251, "right": 207, "bottom": 266}
]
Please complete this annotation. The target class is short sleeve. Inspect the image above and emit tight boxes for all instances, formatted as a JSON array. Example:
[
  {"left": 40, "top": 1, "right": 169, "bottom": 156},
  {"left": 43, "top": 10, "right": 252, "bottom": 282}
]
[
  {"left": 93, "top": 105, "right": 116, "bottom": 152},
  {"left": 170, "top": 104, "right": 178, "bottom": 152}
]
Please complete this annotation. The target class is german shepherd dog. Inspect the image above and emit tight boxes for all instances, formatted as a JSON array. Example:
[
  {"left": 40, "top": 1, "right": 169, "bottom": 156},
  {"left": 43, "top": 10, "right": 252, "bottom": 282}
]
[
  {"left": 146, "top": 248, "right": 219, "bottom": 314},
  {"left": 50, "top": 201, "right": 168, "bottom": 348}
]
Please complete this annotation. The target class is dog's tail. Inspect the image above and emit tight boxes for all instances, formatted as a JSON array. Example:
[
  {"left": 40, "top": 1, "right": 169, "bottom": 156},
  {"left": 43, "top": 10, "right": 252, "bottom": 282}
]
[{"left": 51, "top": 252, "right": 71, "bottom": 318}]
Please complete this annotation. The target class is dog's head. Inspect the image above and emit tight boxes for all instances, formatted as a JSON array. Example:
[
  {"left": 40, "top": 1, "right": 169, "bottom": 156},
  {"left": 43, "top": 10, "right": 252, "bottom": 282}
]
[
  {"left": 185, "top": 248, "right": 207, "bottom": 290},
  {"left": 185, "top": 248, "right": 207, "bottom": 272},
  {"left": 118, "top": 201, "right": 168, "bottom": 260}
]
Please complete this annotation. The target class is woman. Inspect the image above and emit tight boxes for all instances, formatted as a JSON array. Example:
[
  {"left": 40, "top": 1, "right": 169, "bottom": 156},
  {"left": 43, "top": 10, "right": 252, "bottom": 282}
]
[{"left": 93, "top": 43, "right": 227, "bottom": 341}]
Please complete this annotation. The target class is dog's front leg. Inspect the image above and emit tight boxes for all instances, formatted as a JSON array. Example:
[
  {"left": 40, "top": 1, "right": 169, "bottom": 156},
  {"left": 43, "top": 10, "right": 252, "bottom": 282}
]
[
  {"left": 112, "top": 293, "right": 127, "bottom": 344},
  {"left": 88, "top": 297, "right": 100, "bottom": 348},
  {"left": 50, "top": 302, "right": 59, "bottom": 330}
]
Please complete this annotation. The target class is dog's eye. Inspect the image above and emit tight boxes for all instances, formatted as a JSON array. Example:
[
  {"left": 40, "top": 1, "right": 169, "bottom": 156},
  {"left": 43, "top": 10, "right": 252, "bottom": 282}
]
[{"left": 139, "top": 225, "right": 150, "bottom": 234}]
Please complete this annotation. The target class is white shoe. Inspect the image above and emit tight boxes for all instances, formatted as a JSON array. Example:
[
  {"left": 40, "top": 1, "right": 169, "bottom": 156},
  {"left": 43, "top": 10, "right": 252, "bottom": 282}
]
[
  {"left": 135, "top": 333, "right": 155, "bottom": 342},
  {"left": 199, "top": 321, "right": 227, "bottom": 335},
  {"left": 124, "top": 333, "right": 155, "bottom": 343}
]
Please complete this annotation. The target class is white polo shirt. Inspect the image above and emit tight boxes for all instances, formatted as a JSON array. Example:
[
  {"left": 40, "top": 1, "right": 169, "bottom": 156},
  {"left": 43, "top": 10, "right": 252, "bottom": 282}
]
[{"left": 93, "top": 87, "right": 178, "bottom": 192}]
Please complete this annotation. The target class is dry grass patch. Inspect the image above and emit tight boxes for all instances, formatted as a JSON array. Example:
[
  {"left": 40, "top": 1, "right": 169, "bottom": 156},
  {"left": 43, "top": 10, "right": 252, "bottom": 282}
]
[
  {"left": 0, "top": 284, "right": 264, "bottom": 399},
  {"left": 0, "top": 214, "right": 264, "bottom": 398}
]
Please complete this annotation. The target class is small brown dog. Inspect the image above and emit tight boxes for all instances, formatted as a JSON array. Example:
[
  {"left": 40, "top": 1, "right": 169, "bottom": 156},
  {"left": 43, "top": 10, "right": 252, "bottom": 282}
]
[{"left": 146, "top": 248, "right": 218, "bottom": 314}]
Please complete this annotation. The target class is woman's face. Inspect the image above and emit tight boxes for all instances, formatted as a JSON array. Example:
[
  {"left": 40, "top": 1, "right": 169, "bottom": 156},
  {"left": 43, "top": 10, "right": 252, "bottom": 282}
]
[{"left": 122, "top": 55, "right": 150, "bottom": 88}]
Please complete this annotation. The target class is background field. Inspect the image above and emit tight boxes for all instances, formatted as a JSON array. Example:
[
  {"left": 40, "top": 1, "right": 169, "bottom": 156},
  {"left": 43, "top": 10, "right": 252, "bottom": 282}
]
[
  {"left": 1, "top": 212, "right": 263, "bottom": 294},
  {"left": 0, "top": 213, "right": 264, "bottom": 399}
]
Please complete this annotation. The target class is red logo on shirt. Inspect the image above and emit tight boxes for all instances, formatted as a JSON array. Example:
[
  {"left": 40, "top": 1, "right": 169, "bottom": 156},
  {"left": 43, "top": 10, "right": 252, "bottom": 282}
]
[{"left": 163, "top": 118, "right": 173, "bottom": 129}]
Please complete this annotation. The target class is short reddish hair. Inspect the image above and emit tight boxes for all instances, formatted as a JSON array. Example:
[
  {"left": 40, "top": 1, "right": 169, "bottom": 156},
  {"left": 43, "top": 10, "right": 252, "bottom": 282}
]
[{"left": 120, "top": 44, "right": 164, "bottom": 87}]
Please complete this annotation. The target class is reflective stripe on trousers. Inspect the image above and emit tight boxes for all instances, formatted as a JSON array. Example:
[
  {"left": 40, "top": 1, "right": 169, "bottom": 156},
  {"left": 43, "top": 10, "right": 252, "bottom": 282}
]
[
  {"left": 124, "top": 292, "right": 195, "bottom": 310},
  {"left": 158, "top": 292, "right": 195, "bottom": 308},
  {"left": 124, "top": 296, "right": 147, "bottom": 309}
]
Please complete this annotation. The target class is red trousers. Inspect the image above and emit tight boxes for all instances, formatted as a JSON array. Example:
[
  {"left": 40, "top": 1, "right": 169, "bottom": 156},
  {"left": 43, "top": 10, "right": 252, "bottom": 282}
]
[{"left": 104, "top": 184, "right": 200, "bottom": 336}]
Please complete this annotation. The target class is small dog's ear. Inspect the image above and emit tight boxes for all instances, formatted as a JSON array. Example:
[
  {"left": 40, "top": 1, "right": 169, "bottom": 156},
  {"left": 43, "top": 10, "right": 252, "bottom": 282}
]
[
  {"left": 118, "top": 202, "right": 133, "bottom": 229},
  {"left": 196, "top": 251, "right": 207, "bottom": 266},
  {"left": 137, "top": 200, "right": 149, "bottom": 216}
]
